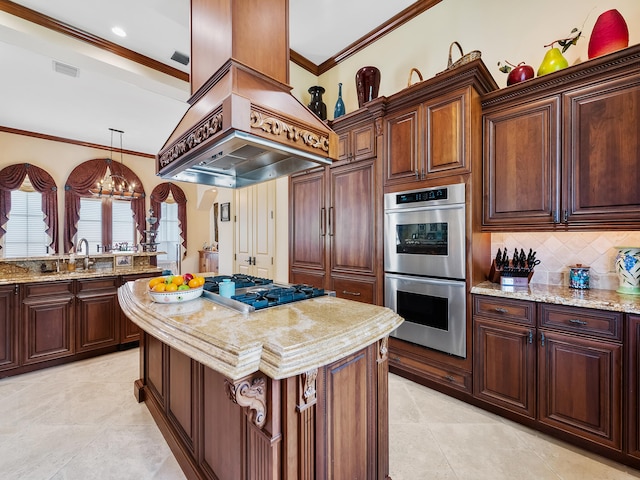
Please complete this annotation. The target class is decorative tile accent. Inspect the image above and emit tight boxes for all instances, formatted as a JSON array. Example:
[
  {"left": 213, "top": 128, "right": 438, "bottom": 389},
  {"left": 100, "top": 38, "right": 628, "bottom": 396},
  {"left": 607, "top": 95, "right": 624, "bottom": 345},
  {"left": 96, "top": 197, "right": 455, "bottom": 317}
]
[{"left": 491, "top": 231, "right": 640, "bottom": 290}]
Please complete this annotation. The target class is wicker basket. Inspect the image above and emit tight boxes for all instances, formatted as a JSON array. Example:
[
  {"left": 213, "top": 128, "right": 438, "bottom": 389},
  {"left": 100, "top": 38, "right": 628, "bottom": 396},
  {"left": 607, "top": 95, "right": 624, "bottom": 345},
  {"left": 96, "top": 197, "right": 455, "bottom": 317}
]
[
  {"left": 438, "top": 41, "right": 481, "bottom": 75},
  {"left": 407, "top": 67, "right": 423, "bottom": 87}
]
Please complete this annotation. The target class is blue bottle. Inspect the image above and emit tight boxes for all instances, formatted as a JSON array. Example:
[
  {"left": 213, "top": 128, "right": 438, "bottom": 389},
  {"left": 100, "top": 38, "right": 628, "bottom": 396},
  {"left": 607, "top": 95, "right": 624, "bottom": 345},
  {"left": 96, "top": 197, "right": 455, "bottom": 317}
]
[{"left": 334, "top": 82, "right": 345, "bottom": 119}]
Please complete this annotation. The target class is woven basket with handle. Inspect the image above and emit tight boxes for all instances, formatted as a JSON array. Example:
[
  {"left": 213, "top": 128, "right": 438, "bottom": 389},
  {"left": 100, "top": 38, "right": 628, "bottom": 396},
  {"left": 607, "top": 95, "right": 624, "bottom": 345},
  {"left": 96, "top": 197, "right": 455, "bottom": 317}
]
[{"left": 438, "top": 41, "right": 481, "bottom": 75}]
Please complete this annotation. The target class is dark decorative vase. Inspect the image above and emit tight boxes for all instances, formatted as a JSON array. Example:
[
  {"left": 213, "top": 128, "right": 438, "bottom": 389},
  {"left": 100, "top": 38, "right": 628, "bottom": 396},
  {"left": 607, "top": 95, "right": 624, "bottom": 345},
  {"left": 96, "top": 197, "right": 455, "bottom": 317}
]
[
  {"left": 355, "top": 66, "right": 380, "bottom": 108},
  {"left": 334, "top": 82, "right": 346, "bottom": 119},
  {"left": 308, "top": 86, "right": 327, "bottom": 120}
]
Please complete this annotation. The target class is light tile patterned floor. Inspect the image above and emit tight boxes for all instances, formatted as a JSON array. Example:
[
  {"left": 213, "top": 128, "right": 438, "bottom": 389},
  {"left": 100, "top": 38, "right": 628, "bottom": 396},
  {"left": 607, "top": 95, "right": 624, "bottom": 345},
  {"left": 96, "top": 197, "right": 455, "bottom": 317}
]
[{"left": 0, "top": 349, "right": 638, "bottom": 479}]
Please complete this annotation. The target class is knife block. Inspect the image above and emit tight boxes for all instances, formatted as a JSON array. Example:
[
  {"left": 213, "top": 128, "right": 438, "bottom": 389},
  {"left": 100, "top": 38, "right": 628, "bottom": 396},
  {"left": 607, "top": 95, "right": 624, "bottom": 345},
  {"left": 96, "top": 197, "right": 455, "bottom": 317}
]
[{"left": 488, "top": 260, "right": 534, "bottom": 285}]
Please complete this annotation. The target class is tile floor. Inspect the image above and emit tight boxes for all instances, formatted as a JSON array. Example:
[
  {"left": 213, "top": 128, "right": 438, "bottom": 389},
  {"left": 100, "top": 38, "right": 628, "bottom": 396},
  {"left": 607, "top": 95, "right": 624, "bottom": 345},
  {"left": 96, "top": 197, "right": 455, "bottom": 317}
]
[{"left": 0, "top": 349, "right": 638, "bottom": 480}]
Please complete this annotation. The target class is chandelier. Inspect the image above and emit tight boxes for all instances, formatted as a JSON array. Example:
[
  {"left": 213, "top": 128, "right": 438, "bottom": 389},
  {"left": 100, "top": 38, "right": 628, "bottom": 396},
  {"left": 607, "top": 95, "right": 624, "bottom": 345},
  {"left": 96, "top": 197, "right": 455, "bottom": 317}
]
[{"left": 91, "top": 128, "right": 141, "bottom": 200}]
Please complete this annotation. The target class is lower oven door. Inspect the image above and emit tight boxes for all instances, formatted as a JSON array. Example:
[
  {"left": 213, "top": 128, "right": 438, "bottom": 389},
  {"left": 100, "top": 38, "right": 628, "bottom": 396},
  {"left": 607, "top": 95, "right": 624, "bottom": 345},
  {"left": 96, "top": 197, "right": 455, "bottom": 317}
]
[{"left": 385, "top": 273, "right": 466, "bottom": 358}]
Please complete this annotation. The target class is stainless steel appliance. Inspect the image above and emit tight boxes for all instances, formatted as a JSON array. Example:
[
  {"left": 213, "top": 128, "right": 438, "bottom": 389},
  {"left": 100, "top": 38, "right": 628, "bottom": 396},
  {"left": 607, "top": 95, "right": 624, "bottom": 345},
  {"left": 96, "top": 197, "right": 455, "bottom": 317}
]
[{"left": 384, "top": 183, "right": 467, "bottom": 357}]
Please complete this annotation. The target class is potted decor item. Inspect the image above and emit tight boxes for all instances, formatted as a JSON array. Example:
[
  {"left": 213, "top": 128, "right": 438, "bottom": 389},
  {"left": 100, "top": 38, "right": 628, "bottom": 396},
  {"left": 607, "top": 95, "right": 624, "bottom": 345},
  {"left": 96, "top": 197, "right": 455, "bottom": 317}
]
[
  {"left": 355, "top": 66, "right": 380, "bottom": 108},
  {"left": 588, "top": 9, "right": 629, "bottom": 59},
  {"left": 614, "top": 247, "right": 640, "bottom": 294},
  {"left": 308, "top": 86, "right": 327, "bottom": 120},
  {"left": 538, "top": 27, "right": 582, "bottom": 76}
]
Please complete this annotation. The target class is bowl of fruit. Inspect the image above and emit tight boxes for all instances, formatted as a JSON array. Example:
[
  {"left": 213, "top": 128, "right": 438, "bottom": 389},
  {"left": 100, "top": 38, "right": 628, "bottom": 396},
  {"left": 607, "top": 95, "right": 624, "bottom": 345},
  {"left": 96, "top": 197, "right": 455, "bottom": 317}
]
[{"left": 147, "top": 273, "right": 205, "bottom": 303}]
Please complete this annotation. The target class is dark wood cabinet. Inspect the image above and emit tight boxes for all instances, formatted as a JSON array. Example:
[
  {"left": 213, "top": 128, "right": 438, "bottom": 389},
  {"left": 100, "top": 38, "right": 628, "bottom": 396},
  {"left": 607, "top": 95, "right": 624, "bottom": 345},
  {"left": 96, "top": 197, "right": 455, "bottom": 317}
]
[
  {"left": 76, "top": 277, "right": 119, "bottom": 352},
  {"left": 289, "top": 108, "right": 383, "bottom": 305},
  {"left": 482, "top": 45, "right": 640, "bottom": 230},
  {"left": 0, "top": 284, "right": 19, "bottom": 372},
  {"left": 384, "top": 105, "right": 419, "bottom": 184},
  {"left": 167, "top": 346, "right": 198, "bottom": 455},
  {"left": 628, "top": 314, "right": 640, "bottom": 460},
  {"left": 119, "top": 273, "right": 151, "bottom": 343},
  {"left": 337, "top": 122, "right": 375, "bottom": 162},
  {"left": 473, "top": 295, "right": 625, "bottom": 456},
  {"left": 21, "top": 281, "right": 75, "bottom": 365}
]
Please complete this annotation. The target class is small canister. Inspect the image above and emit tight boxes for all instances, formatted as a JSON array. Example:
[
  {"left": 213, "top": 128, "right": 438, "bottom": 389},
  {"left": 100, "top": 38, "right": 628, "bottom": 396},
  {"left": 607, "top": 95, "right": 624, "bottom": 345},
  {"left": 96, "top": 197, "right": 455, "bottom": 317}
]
[
  {"left": 569, "top": 264, "right": 590, "bottom": 289},
  {"left": 219, "top": 278, "right": 235, "bottom": 298}
]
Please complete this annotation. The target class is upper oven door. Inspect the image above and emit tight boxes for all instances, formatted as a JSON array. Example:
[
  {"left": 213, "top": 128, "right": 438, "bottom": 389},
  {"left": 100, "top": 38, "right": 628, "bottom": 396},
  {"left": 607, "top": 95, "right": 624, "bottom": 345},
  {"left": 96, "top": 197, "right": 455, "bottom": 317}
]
[{"left": 384, "top": 202, "right": 465, "bottom": 279}]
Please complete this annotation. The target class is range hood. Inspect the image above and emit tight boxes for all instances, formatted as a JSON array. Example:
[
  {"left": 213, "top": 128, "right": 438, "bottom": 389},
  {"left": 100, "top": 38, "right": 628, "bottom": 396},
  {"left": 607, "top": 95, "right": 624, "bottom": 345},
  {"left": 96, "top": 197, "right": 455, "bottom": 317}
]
[{"left": 157, "top": 0, "right": 337, "bottom": 188}]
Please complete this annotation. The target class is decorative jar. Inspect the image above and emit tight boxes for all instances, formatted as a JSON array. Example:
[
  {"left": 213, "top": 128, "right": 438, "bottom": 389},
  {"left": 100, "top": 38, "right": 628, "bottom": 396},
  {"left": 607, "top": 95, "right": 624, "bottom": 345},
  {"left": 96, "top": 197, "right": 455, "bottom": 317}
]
[
  {"left": 355, "top": 66, "right": 380, "bottom": 108},
  {"left": 307, "top": 86, "right": 327, "bottom": 120},
  {"left": 614, "top": 247, "right": 640, "bottom": 294}
]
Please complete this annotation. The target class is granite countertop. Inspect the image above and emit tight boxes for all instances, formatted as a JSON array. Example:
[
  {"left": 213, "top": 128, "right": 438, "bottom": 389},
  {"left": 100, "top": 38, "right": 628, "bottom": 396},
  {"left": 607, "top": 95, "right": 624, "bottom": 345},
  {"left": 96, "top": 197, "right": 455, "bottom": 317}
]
[
  {"left": 118, "top": 278, "right": 404, "bottom": 381},
  {"left": 472, "top": 281, "right": 640, "bottom": 315},
  {"left": 0, "top": 266, "right": 162, "bottom": 286}
]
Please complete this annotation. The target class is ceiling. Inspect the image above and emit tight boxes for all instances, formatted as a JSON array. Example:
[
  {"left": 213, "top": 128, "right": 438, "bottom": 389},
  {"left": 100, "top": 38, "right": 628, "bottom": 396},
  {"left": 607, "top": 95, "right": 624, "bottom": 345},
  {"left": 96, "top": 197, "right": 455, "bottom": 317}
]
[{"left": 0, "top": 0, "right": 419, "bottom": 156}]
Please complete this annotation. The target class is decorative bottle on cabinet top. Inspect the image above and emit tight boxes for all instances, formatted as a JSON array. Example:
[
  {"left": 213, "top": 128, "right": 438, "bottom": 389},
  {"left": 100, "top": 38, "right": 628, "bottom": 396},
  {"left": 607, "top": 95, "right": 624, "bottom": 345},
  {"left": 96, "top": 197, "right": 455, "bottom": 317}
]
[
  {"left": 334, "top": 82, "right": 345, "bottom": 119},
  {"left": 308, "top": 86, "right": 327, "bottom": 120}
]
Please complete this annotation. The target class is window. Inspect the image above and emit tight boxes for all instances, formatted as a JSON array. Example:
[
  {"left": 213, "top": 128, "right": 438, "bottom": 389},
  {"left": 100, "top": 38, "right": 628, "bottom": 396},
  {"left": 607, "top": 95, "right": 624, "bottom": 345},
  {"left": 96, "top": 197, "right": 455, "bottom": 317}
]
[
  {"left": 3, "top": 189, "right": 49, "bottom": 257},
  {"left": 76, "top": 198, "right": 103, "bottom": 254},
  {"left": 156, "top": 201, "right": 180, "bottom": 271},
  {"left": 76, "top": 198, "right": 135, "bottom": 254}
]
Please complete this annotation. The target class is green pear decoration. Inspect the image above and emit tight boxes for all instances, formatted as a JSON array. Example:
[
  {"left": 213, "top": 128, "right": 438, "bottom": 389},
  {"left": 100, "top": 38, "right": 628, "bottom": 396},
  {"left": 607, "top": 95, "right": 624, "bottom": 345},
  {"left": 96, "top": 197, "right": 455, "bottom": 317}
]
[
  {"left": 537, "top": 27, "right": 582, "bottom": 77},
  {"left": 537, "top": 47, "right": 569, "bottom": 76}
]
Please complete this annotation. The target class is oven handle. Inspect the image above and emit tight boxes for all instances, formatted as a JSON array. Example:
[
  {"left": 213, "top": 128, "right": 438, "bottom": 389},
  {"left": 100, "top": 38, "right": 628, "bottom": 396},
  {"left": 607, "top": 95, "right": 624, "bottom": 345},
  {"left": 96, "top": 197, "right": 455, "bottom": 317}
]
[{"left": 384, "top": 203, "right": 465, "bottom": 214}]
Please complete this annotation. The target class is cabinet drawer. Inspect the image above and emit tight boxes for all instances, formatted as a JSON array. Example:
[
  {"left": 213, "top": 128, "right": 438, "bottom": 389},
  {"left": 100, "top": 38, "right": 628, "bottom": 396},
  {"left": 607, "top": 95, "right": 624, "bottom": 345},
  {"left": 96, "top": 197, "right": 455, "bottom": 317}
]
[
  {"left": 389, "top": 352, "right": 472, "bottom": 394},
  {"left": 538, "top": 304, "right": 622, "bottom": 341},
  {"left": 473, "top": 295, "right": 535, "bottom": 325},
  {"left": 77, "top": 277, "right": 118, "bottom": 294},
  {"left": 331, "top": 276, "right": 375, "bottom": 305},
  {"left": 23, "top": 281, "right": 73, "bottom": 298}
]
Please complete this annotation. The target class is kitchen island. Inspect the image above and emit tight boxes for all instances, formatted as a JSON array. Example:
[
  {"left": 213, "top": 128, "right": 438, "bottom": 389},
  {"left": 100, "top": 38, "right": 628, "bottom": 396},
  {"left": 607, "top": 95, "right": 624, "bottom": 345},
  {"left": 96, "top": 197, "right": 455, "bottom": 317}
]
[{"left": 118, "top": 278, "right": 403, "bottom": 480}]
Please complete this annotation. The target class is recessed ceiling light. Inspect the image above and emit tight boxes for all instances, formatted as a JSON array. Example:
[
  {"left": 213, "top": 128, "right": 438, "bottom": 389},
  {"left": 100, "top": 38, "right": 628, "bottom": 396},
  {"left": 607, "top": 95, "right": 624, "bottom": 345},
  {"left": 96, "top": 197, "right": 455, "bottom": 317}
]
[{"left": 111, "top": 26, "right": 127, "bottom": 38}]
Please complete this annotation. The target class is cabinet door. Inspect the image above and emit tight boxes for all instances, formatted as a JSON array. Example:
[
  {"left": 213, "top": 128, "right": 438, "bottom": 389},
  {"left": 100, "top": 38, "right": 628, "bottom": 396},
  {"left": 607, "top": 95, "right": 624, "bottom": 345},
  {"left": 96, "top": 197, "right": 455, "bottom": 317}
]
[
  {"left": 76, "top": 278, "right": 119, "bottom": 352},
  {"left": 289, "top": 170, "right": 326, "bottom": 275},
  {"left": 473, "top": 317, "right": 536, "bottom": 418},
  {"left": 22, "top": 291, "right": 75, "bottom": 365},
  {"left": 424, "top": 87, "right": 470, "bottom": 177},
  {"left": 483, "top": 96, "right": 560, "bottom": 228},
  {"left": 119, "top": 273, "right": 150, "bottom": 343},
  {"left": 329, "top": 159, "right": 376, "bottom": 276},
  {"left": 538, "top": 329, "right": 622, "bottom": 450},
  {"left": 384, "top": 106, "right": 420, "bottom": 184},
  {"left": 0, "top": 285, "right": 18, "bottom": 372},
  {"left": 564, "top": 75, "right": 640, "bottom": 225},
  {"left": 167, "top": 347, "right": 198, "bottom": 455},
  {"left": 628, "top": 315, "right": 640, "bottom": 460}
]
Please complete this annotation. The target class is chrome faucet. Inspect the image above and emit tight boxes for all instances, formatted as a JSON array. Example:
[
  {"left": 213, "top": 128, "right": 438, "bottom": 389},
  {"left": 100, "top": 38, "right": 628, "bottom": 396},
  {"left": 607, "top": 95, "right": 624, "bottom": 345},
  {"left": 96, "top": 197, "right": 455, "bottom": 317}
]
[{"left": 77, "top": 238, "right": 91, "bottom": 270}]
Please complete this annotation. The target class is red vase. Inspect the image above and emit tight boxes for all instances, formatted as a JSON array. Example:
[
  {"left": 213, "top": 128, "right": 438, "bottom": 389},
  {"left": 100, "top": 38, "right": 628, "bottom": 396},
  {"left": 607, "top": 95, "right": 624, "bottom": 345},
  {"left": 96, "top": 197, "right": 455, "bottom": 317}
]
[
  {"left": 355, "top": 66, "right": 380, "bottom": 108},
  {"left": 588, "top": 9, "right": 629, "bottom": 59}
]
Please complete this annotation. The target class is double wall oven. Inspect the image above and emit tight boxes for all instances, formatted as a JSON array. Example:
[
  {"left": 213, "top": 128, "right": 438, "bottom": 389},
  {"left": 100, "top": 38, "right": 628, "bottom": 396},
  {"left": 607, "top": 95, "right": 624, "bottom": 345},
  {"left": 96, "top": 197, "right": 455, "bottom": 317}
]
[{"left": 384, "top": 183, "right": 467, "bottom": 358}]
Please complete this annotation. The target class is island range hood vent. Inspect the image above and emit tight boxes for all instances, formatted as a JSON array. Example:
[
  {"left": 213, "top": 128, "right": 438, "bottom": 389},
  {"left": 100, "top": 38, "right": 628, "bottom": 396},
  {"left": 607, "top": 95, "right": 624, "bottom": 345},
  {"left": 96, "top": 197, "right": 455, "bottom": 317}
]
[{"left": 157, "top": 0, "right": 337, "bottom": 189}]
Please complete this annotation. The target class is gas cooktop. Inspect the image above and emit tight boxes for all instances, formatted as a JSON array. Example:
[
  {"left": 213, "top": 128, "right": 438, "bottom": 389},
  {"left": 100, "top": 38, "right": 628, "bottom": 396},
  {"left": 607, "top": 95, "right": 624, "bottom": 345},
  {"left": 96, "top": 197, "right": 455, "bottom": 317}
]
[{"left": 202, "top": 274, "right": 330, "bottom": 313}]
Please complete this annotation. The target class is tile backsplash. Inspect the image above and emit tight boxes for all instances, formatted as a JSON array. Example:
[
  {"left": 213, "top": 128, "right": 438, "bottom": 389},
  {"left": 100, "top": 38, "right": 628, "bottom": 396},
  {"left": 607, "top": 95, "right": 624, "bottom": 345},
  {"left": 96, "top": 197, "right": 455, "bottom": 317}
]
[{"left": 490, "top": 231, "right": 640, "bottom": 291}]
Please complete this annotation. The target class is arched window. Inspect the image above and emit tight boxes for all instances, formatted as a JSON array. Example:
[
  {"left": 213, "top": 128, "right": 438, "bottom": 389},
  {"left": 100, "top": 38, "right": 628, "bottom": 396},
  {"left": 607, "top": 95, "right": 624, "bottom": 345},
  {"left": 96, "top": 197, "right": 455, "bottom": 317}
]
[
  {"left": 150, "top": 183, "right": 187, "bottom": 272},
  {"left": 0, "top": 163, "right": 58, "bottom": 256},
  {"left": 64, "top": 158, "right": 145, "bottom": 253}
]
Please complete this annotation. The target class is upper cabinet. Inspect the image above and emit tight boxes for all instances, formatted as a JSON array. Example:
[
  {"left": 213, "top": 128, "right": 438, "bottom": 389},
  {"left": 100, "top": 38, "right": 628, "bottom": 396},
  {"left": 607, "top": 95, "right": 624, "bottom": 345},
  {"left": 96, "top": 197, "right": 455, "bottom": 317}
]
[
  {"left": 384, "top": 64, "right": 498, "bottom": 188},
  {"left": 482, "top": 45, "right": 640, "bottom": 231}
]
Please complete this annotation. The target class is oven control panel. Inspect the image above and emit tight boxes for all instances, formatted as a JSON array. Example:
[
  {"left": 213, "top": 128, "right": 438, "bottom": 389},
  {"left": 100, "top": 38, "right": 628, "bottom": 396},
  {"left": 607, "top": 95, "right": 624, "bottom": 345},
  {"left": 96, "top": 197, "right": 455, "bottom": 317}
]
[{"left": 396, "top": 187, "right": 448, "bottom": 204}]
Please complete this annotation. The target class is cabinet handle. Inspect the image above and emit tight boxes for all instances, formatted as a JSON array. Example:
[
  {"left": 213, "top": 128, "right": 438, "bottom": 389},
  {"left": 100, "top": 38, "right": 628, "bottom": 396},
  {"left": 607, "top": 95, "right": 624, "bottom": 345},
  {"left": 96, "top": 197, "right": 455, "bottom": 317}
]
[
  {"left": 391, "top": 356, "right": 401, "bottom": 362},
  {"left": 563, "top": 210, "right": 569, "bottom": 223},
  {"left": 568, "top": 319, "right": 588, "bottom": 326},
  {"left": 421, "top": 168, "right": 426, "bottom": 180},
  {"left": 552, "top": 210, "right": 560, "bottom": 223},
  {"left": 342, "top": 290, "right": 361, "bottom": 296},
  {"left": 415, "top": 170, "right": 419, "bottom": 180},
  {"left": 528, "top": 330, "right": 533, "bottom": 344},
  {"left": 320, "top": 208, "right": 326, "bottom": 236},
  {"left": 328, "top": 207, "right": 334, "bottom": 236},
  {"left": 444, "top": 375, "right": 455, "bottom": 382},
  {"left": 494, "top": 307, "right": 508, "bottom": 313},
  {"left": 14, "top": 284, "right": 19, "bottom": 295},
  {"left": 540, "top": 331, "right": 545, "bottom": 347}
]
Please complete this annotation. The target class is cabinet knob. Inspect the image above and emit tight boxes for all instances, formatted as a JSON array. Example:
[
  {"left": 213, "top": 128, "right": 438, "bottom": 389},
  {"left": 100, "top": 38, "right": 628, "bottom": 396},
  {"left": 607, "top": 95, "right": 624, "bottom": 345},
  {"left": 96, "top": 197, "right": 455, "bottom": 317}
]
[
  {"left": 342, "top": 290, "right": 361, "bottom": 296},
  {"left": 444, "top": 375, "right": 455, "bottom": 382}
]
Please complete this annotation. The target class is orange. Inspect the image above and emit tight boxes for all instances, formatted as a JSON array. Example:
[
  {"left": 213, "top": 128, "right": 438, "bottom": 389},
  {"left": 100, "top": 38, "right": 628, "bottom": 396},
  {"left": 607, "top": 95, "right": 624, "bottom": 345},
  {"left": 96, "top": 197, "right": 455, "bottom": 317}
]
[
  {"left": 148, "top": 277, "right": 164, "bottom": 289},
  {"left": 196, "top": 276, "right": 205, "bottom": 287},
  {"left": 165, "top": 283, "right": 178, "bottom": 292},
  {"left": 152, "top": 283, "right": 166, "bottom": 292},
  {"left": 171, "top": 276, "right": 184, "bottom": 286},
  {"left": 188, "top": 278, "right": 199, "bottom": 289}
]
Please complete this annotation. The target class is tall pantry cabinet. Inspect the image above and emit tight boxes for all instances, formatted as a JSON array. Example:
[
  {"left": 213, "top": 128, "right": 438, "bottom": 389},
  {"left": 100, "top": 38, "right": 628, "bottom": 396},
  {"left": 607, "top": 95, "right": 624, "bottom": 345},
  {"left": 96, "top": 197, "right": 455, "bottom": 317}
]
[{"left": 289, "top": 101, "right": 385, "bottom": 305}]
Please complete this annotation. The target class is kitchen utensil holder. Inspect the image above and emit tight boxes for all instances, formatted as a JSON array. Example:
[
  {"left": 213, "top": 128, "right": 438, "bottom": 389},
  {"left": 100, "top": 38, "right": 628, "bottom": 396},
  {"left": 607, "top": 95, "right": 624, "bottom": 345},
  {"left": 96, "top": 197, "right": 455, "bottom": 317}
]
[{"left": 488, "top": 259, "right": 534, "bottom": 285}]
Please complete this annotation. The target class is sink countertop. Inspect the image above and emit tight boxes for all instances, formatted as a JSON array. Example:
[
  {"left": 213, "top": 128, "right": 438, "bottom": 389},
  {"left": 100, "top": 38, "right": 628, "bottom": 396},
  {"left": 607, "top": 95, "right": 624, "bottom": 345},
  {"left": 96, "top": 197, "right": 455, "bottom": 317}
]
[
  {"left": 0, "top": 266, "right": 162, "bottom": 285},
  {"left": 471, "top": 281, "right": 640, "bottom": 315},
  {"left": 118, "top": 278, "right": 403, "bottom": 381}
]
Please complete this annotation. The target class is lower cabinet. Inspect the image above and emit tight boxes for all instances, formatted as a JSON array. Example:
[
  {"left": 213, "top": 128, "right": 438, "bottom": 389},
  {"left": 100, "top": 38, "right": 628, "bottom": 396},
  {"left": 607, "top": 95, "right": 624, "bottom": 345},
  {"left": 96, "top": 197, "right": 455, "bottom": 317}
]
[
  {"left": 473, "top": 295, "right": 625, "bottom": 460},
  {"left": 0, "top": 284, "right": 19, "bottom": 372},
  {"left": 119, "top": 273, "right": 150, "bottom": 343},
  {"left": 627, "top": 315, "right": 640, "bottom": 460},
  {"left": 22, "top": 281, "right": 75, "bottom": 365},
  {"left": 76, "top": 277, "right": 119, "bottom": 352}
]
